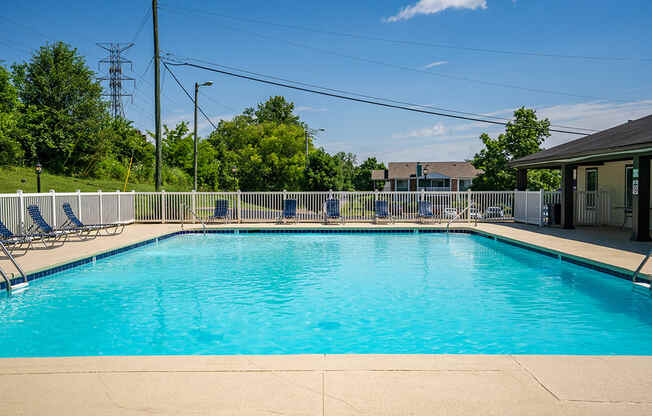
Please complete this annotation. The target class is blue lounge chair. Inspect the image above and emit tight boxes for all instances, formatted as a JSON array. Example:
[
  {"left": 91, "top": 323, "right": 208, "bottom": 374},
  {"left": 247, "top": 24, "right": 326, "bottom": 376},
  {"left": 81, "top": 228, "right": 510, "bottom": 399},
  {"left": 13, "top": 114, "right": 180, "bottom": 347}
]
[
  {"left": 278, "top": 199, "right": 298, "bottom": 223},
  {"left": 26, "top": 205, "right": 77, "bottom": 241},
  {"left": 61, "top": 203, "right": 125, "bottom": 236},
  {"left": 324, "top": 198, "right": 343, "bottom": 224},
  {"left": 208, "top": 199, "right": 230, "bottom": 223},
  {"left": 418, "top": 200, "right": 435, "bottom": 223},
  {"left": 0, "top": 219, "right": 54, "bottom": 254},
  {"left": 374, "top": 200, "right": 392, "bottom": 224}
]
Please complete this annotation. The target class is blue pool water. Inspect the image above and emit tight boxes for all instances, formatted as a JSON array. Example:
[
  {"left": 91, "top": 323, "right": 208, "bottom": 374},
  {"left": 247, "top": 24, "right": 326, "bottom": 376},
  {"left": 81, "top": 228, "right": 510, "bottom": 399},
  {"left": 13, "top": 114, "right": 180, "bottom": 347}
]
[{"left": 1, "top": 232, "right": 651, "bottom": 357}]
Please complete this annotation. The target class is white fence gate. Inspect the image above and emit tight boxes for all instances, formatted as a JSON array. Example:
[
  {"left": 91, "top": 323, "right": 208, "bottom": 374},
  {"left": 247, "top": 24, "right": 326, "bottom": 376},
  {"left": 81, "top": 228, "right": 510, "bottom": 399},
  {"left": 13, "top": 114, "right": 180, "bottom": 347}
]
[{"left": 513, "top": 190, "right": 544, "bottom": 226}]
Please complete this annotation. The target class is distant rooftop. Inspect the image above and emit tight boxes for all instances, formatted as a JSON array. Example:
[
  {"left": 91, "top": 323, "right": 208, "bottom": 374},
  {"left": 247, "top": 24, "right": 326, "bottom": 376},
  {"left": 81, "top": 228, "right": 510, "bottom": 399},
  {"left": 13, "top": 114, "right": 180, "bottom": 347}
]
[{"left": 387, "top": 161, "right": 482, "bottom": 179}]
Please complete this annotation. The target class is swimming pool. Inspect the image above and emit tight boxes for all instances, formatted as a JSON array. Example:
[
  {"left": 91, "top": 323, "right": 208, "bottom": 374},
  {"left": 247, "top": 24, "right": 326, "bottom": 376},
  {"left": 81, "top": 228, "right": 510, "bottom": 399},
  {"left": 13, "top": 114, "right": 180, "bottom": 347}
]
[{"left": 1, "top": 232, "right": 651, "bottom": 357}]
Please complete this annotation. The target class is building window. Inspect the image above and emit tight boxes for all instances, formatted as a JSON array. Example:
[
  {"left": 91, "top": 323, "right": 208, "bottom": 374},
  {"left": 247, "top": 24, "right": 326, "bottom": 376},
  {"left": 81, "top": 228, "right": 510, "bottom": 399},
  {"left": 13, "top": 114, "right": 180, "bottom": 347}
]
[
  {"left": 459, "top": 179, "right": 472, "bottom": 191},
  {"left": 396, "top": 179, "right": 409, "bottom": 191},
  {"left": 586, "top": 168, "right": 598, "bottom": 208},
  {"left": 625, "top": 165, "right": 633, "bottom": 210}
]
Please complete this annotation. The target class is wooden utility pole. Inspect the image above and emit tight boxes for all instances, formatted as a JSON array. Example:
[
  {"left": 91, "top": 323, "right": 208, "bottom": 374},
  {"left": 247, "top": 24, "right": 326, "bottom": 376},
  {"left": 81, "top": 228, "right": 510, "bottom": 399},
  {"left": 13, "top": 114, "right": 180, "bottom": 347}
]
[{"left": 152, "top": 0, "right": 162, "bottom": 191}]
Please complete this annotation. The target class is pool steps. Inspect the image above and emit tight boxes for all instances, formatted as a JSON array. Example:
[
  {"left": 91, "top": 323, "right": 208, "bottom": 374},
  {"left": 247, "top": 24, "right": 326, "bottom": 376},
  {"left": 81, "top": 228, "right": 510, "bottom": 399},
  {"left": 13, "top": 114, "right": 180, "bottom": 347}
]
[
  {"left": 0, "top": 242, "right": 29, "bottom": 294},
  {"left": 632, "top": 248, "right": 652, "bottom": 294}
]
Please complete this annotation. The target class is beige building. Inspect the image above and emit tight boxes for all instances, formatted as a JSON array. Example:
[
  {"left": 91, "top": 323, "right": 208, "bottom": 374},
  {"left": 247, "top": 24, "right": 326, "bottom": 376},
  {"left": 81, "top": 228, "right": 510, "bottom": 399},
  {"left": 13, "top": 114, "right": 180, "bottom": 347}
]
[
  {"left": 512, "top": 114, "right": 652, "bottom": 241},
  {"left": 372, "top": 162, "right": 482, "bottom": 192}
]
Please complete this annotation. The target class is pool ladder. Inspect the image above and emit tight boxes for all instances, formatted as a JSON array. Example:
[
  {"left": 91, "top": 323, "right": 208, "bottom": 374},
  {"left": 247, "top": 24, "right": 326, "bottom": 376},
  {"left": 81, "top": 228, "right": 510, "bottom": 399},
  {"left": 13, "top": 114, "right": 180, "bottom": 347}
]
[
  {"left": 632, "top": 248, "right": 652, "bottom": 294},
  {"left": 180, "top": 202, "right": 207, "bottom": 234},
  {"left": 0, "top": 242, "right": 29, "bottom": 294}
]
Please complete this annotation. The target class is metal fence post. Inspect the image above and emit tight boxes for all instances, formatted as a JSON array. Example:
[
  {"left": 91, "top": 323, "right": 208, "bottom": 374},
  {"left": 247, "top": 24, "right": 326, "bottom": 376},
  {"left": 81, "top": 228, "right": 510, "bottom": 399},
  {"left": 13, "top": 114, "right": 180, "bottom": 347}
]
[
  {"left": 98, "top": 190, "right": 103, "bottom": 224},
  {"left": 17, "top": 190, "right": 24, "bottom": 234},
  {"left": 132, "top": 190, "right": 136, "bottom": 223},
  {"left": 76, "top": 189, "right": 82, "bottom": 222},
  {"left": 161, "top": 190, "right": 166, "bottom": 223},
  {"left": 467, "top": 189, "right": 471, "bottom": 222},
  {"left": 116, "top": 190, "right": 121, "bottom": 223},
  {"left": 539, "top": 189, "right": 544, "bottom": 227},
  {"left": 50, "top": 189, "right": 57, "bottom": 227},
  {"left": 191, "top": 189, "right": 196, "bottom": 224},
  {"left": 524, "top": 190, "right": 528, "bottom": 224},
  {"left": 237, "top": 190, "right": 242, "bottom": 223}
]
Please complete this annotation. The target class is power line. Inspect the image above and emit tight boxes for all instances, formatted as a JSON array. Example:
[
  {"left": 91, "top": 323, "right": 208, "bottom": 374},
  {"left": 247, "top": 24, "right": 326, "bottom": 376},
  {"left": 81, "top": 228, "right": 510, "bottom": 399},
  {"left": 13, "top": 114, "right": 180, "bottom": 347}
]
[
  {"left": 157, "top": 4, "right": 651, "bottom": 63},
  {"left": 131, "top": 7, "right": 152, "bottom": 43},
  {"left": 164, "top": 60, "right": 589, "bottom": 135},
  {"left": 162, "top": 61, "right": 218, "bottom": 130},
  {"left": 164, "top": 53, "right": 597, "bottom": 133},
  {"left": 161, "top": 19, "right": 627, "bottom": 103}
]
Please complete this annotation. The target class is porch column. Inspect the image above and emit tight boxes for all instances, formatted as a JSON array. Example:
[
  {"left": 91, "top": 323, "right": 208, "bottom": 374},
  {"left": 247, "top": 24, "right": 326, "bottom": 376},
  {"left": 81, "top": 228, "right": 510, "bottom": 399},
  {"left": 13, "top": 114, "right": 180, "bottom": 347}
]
[
  {"left": 561, "top": 165, "right": 575, "bottom": 229},
  {"left": 516, "top": 169, "right": 528, "bottom": 191},
  {"left": 632, "top": 155, "right": 651, "bottom": 241}
]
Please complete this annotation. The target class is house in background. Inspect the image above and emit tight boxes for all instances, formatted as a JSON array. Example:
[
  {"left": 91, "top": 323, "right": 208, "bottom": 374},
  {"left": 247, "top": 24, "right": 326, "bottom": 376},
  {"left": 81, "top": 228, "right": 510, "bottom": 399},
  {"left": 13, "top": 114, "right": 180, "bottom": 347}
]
[{"left": 372, "top": 162, "right": 482, "bottom": 192}]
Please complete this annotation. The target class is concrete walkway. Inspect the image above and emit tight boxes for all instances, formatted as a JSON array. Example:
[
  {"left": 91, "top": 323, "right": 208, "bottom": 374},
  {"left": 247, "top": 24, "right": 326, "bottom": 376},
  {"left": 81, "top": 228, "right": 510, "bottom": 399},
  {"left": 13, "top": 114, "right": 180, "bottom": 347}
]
[
  {"left": 2, "top": 222, "right": 652, "bottom": 415},
  {"left": 0, "top": 355, "right": 650, "bottom": 415}
]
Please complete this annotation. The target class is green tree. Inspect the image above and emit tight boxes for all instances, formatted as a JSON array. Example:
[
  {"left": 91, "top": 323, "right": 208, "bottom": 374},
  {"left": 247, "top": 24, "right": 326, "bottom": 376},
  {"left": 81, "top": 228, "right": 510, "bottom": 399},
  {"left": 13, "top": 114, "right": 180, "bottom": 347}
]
[
  {"left": 333, "top": 152, "right": 357, "bottom": 191},
  {"left": 244, "top": 96, "right": 301, "bottom": 125},
  {"left": 353, "top": 157, "right": 386, "bottom": 190},
  {"left": 209, "top": 119, "right": 306, "bottom": 191},
  {"left": 471, "top": 107, "right": 559, "bottom": 191},
  {"left": 161, "top": 121, "right": 193, "bottom": 172},
  {"left": 0, "top": 66, "right": 23, "bottom": 165},
  {"left": 12, "top": 42, "right": 109, "bottom": 174},
  {"left": 303, "top": 148, "right": 340, "bottom": 191}
]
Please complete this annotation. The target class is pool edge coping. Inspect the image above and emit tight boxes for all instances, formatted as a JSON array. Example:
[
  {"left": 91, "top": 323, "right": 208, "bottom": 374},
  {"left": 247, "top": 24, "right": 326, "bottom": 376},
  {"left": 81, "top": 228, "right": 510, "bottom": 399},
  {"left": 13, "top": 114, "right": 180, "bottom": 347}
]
[{"left": 2, "top": 225, "right": 647, "bottom": 289}]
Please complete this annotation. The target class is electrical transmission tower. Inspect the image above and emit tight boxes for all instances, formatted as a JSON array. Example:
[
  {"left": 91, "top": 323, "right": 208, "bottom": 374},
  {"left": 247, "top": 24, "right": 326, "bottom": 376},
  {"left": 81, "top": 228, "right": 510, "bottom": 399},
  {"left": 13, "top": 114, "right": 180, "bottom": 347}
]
[{"left": 97, "top": 43, "right": 135, "bottom": 119}]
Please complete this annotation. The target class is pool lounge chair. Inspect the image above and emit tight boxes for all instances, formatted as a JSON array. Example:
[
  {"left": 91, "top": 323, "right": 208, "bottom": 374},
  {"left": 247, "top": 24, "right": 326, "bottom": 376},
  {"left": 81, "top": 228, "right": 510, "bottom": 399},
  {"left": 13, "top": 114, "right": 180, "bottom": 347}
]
[
  {"left": 61, "top": 203, "right": 125, "bottom": 236},
  {"left": 0, "top": 219, "right": 55, "bottom": 254},
  {"left": 374, "top": 200, "right": 393, "bottom": 224},
  {"left": 418, "top": 200, "right": 435, "bottom": 223},
  {"left": 208, "top": 199, "right": 230, "bottom": 223},
  {"left": 278, "top": 199, "right": 298, "bottom": 223},
  {"left": 26, "top": 205, "right": 78, "bottom": 241},
  {"left": 324, "top": 198, "right": 343, "bottom": 224}
]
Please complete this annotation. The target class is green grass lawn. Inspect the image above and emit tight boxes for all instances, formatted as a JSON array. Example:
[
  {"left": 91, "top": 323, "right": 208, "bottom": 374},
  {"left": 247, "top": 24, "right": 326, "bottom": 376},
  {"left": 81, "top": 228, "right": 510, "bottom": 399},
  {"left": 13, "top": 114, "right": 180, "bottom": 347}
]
[{"left": 0, "top": 166, "right": 185, "bottom": 193}]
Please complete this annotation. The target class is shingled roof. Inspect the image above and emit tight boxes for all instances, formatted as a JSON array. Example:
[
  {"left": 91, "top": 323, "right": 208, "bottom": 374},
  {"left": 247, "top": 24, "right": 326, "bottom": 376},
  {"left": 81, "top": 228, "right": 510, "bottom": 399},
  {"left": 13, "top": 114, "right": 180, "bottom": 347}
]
[
  {"left": 511, "top": 114, "right": 652, "bottom": 168},
  {"left": 387, "top": 162, "right": 482, "bottom": 179}
]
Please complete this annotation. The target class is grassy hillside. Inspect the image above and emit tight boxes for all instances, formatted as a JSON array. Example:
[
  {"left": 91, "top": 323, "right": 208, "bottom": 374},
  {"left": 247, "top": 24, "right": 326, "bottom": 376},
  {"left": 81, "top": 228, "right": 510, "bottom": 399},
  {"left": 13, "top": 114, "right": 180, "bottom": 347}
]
[{"left": 0, "top": 166, "right": 186, "bottom": 194}]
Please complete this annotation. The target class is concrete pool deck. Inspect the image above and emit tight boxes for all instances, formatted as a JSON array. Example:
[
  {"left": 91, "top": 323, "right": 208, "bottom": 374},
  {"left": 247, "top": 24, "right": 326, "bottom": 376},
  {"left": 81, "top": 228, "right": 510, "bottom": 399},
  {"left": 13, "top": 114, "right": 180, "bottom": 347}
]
[
  {"left": 1, "top": 222, "right": 652, "bottom": 414},
  {"left": 1, "top": 355, "right": 651, "bottom": 415}
]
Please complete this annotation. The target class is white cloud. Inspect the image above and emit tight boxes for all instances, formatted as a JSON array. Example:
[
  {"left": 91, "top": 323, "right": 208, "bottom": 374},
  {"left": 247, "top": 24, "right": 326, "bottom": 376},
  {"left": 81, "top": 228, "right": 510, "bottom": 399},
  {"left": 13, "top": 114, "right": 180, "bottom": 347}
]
[
  {"left": 538, "top": 100, "right": 652, "bottom": 148},
  {"left": 423, "top": 61, "right": 449, "bottom": 68},
  {"left": 385, "top": 0, "right": 487, "bottom": 22},
  {"left": 295, "top": 106, "right": 328, "bottom": 113},
  {"left": 392, "top": 123, "right": 447, "bottom": 139},
  {"left": 374, "top": 99, "right": 652, "bottom": 163}
]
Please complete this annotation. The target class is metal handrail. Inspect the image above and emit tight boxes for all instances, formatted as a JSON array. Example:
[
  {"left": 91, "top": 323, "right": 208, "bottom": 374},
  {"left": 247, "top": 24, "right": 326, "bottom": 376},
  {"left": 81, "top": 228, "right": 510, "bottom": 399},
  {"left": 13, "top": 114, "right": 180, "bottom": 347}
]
[
  {"left": 446, "top": 205, "right": 472, "bottom": 232},
  {"left": 632, "top": 248, "right": 652, "bottom": 287},
  {"left": 0, "top": 241, "right": 28, "bottom": 293},
  {"left": 180, "top": 203, "right": 207, "bottom": 234}
]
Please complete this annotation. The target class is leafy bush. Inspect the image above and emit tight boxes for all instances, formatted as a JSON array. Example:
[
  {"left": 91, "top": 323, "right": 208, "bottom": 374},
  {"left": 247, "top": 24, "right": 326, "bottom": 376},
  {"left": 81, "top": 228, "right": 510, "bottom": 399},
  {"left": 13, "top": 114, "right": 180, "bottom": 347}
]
[
  {"left": 162, "top": 166, "right": 192, "bottom": 190},
  {"left": 96, "top": 156, "right": 128, "bottom": 180}
]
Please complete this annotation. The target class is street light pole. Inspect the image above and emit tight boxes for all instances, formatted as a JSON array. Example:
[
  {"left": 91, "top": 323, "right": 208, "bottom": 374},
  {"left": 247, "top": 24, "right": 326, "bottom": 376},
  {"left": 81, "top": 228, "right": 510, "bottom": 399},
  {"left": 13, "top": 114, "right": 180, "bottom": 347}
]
[
  {"left": 193, "top": 81, "right": 213, "bottom": 191},
  {"left": 35, "top": 162, "right": 42, "bottom": 193}
]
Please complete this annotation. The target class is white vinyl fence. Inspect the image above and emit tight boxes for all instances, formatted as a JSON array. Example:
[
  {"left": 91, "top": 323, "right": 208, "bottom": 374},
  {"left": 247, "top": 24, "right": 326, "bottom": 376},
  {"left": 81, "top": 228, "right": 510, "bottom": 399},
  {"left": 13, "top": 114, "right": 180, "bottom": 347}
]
[
  {"left": 0, "top": 190, "right": 135, "bottom": 235},
  {"left": 131, "top": 190, "right": 517, "bottom": 224},
  {"left": 0, "top": 189, "right": 614, "bottom": 232}
]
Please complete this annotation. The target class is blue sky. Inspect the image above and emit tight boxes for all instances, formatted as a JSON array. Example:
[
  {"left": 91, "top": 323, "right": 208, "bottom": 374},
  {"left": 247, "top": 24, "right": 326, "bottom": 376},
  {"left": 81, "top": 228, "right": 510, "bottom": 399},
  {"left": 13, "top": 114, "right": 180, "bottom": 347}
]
[{"left": 2, "top": 0, "right": 652, "bottom": 163}]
